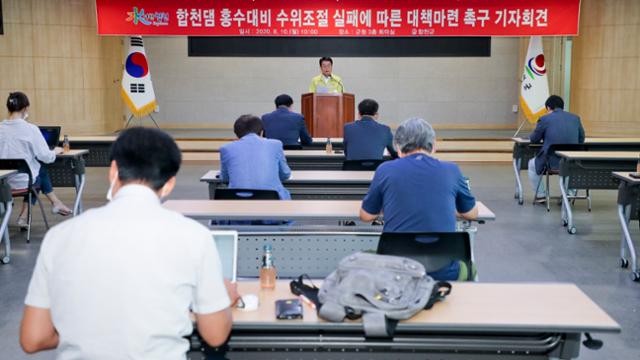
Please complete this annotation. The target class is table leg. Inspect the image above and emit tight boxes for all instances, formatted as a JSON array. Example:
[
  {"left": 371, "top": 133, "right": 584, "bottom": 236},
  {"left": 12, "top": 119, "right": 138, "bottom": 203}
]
[
  {"left": 513, "top": 158, "right": 524, "bottom": 205},
  {"left": 559, "top": 176, "right": 575, "bottom": 234},
  {"left": 0, "top": 201, "right": 13, "bottom": 264},
  {"left": 617, "top": 204, "right": 639, "bottom": 281},
  {"left": 458, "top": 221, "right": 478, "bottom": 281},
  {"left": 73, "top": 174, "right": 86, "bottom": 216},
  {"left": 548, "top": 332, "right": 581, "bottom": 360}
]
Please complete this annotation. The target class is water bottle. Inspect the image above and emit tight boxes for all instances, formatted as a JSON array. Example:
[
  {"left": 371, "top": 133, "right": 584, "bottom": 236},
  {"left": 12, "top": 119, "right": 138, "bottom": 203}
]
[
  {"left": 260, "top": 244, "right": 276, "bottom": 289},
  {"left": 63, "top": 135, "right": 70, "bottom": 153},
  {"left": 325, "top": 137, "right": 333, "bottom": 154}
]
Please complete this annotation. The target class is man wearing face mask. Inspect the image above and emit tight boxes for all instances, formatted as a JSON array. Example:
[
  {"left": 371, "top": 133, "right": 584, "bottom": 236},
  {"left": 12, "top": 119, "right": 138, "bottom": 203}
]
[{"left": 20, "top": 127, "right": 239, "bottom": 359}]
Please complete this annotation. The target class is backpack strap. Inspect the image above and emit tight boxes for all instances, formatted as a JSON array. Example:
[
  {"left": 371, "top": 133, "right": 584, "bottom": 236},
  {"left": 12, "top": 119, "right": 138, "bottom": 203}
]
[
  {"left": 425, "top": 281, "right": 452, "bottom": 310},
  {"left": 362, "top": 313, "right": 398, "bottom": 337}
]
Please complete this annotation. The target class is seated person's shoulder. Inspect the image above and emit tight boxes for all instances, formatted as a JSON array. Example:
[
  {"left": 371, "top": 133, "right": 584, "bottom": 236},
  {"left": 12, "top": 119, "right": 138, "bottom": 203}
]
[
  {"left": 161, "top": 208, "right": 213, "bottom": 239},
  {"left": 538, "top": 112, "right": 552, "bottom": 122},
  {"left": 219, "top": 142, "right": 233, "bottom": 152},
  {"left": 376, "top": 158, "right": 401, "bottom": 174},
  {"left": 264, "top": 137, "right": 284, "bottom": 148},
  {"left": 438, "top": 159, "right": 462, "bottom": 173}
]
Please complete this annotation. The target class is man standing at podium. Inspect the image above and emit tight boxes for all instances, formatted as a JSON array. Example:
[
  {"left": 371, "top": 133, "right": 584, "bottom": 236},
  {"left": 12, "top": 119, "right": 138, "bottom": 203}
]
[{"left": 309, "top": 57, "right": 344, "bottom": 93}]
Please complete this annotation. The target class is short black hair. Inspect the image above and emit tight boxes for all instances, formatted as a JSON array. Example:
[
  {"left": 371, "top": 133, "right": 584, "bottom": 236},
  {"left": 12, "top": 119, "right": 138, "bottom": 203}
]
[
  {"left": 275, "top": 94, "right": 293, "bottom": 108},
  {"left": 319, "top": 57, "right": 333, "bottom": 66},
  {"left": 545, "top": 95, "right": 564, "bottom": 110},
  {"left": 233, "top": 114, "right": 263, "bottom": 138},
  {"left": 6, "top": 92, "right": 30, "bottom": 113},
  {"left": 358, "top": 99, "right": 379, "bottom": 116},
  {"left": 110, "top": 127, "right": 181, "bottom": 191}
]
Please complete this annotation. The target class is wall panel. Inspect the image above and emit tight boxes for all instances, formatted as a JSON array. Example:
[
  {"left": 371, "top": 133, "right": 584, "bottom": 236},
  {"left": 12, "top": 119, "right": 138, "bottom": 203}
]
[
  {"left": 0, "top": 0, "right": 123, "bottom": 134},
  {"left": 571, "top": 0, "right": 640, "bottom": 136}
]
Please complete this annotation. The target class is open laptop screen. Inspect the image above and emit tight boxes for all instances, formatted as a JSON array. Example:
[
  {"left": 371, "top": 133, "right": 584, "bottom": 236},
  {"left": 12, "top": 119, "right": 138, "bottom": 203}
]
[
  {"left": 39, "top": 126, "right": 61, "bottom": 150},
  {"left": 211, "top": 230, "right": 238, "bottom": 282}
]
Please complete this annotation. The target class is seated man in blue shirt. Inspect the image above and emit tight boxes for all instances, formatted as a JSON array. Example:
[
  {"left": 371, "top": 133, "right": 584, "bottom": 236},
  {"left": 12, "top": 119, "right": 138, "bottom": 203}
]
[
  {"left": 344, "top": 99, "right": 398, "bottom": 160},
  {"left": 220, "top": 114, "right": 291, "bottom": 200},
  {"left": 262, "top": 94, "right": 312, "bottom": 147},
  {"left": 360, "top": 117, "right": 478, "bottom": 233},
  {"left": 528, "top": 95, "right": 585, "bottom": 202}
]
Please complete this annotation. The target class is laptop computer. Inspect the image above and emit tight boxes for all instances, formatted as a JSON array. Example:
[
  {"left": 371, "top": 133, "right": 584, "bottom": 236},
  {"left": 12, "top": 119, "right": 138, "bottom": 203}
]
[
  {"left": 39, "top": 126, "right": 61, "bottom": 150},
  {"left": 211, "top": 230, "right": 238, "bottom": 282}
]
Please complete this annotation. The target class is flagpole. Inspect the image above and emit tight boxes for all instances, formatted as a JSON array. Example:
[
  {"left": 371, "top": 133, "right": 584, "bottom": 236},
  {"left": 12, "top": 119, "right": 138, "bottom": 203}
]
[{"left": 513, "top": 119, "right": 528, "bottom": 138}]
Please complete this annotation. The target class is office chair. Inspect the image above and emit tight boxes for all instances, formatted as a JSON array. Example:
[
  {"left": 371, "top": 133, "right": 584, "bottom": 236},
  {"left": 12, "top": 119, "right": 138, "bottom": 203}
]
[
  {"left": 377, "top": 232, "right": 474, "bottom": 281},
  {"left": 212, "top": 188, "right": 283, "bottom": 226},
  {"left": 342, "top": 159, "right": 385, "bottom": 171},
  {"left": 213, "top": 188, "right": 280, "bottom": 200},
  {"left": 0, "top": 159, "right": 50, "bottom": 242},
  {"left": 283, "top": 144, "right": 303, "bottom": 150},
  {"left": 533, "top": 143, "right": 591, "bottom": 212}
]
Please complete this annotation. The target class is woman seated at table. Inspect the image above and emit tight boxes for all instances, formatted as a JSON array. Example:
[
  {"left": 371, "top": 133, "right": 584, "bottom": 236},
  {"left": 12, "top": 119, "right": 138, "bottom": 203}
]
[{"left": 0, "top": 92, "right": 72, "bottom": 228}]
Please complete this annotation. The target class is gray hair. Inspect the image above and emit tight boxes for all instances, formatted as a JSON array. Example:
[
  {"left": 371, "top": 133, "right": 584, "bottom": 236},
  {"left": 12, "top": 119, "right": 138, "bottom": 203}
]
[{"left": 393, "top": 117, "right": 436, "bottom": 153}]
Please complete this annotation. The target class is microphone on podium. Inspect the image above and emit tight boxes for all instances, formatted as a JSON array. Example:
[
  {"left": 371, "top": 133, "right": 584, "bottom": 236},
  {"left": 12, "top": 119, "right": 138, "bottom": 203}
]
[{"left": 332, "top": 75, "right": 344, "bottom": 93}]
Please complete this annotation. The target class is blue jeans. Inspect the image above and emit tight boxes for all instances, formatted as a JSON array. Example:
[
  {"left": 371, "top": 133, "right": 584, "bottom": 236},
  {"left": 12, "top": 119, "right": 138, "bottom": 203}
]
[{"left": 25, "top": 166, "right": 53, "bottom": 204}]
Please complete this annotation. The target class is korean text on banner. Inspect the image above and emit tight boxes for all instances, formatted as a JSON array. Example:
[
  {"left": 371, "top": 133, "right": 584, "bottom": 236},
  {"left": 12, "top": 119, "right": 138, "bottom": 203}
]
[{"left": 96, "top": 0, "right": 581, "bottom": 37}]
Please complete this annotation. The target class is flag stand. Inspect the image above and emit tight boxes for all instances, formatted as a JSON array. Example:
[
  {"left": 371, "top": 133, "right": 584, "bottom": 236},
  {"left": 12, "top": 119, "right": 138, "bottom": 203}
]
[{"left": 124, "top": 114, "right": 160, "bottom": 129}]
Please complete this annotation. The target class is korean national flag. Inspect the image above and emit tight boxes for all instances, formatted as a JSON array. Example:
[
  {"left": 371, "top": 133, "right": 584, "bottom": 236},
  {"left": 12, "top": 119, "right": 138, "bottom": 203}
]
[{"left": 121, "top": 36, "right": 157, "bottom": 117}]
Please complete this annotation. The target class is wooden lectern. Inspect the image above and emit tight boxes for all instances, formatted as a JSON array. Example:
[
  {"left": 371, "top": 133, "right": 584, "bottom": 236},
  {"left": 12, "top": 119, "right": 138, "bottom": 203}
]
[{"left": 301, "top": 93, "right": 355, "bottom": 138}]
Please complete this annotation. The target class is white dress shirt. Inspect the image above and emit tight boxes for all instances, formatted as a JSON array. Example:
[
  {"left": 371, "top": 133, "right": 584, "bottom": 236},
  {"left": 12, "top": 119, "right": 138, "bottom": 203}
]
[
  {"left": 0, "top": 118, "right": 55, "bottom": 189},
  {"left": 25, "top": 184, "right": 230, "bottom": 360}
]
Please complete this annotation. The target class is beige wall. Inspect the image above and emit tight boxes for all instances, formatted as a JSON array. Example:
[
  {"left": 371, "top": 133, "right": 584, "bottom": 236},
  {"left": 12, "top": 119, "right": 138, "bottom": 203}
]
[
  {"left": 571, "top": 0, "right": 640, "bottom": 136},
  {"left": 146, "top": 37, "right": 521, "bottom": 129},
  {"left": 10, "top": 0, "right": 635, "bottom": 135},
  {"left": 0, "top": 0, "right": 123, "bottom": 135}
]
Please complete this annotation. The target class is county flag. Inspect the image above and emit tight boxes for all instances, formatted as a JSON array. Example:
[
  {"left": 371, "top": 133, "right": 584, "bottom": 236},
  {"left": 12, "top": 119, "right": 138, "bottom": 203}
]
[
  {"left": 121, "top": 36, "right": 157, "bottom": 117},
  {"left": 520, "top": 36, "right": 549, "bottom": 124}
]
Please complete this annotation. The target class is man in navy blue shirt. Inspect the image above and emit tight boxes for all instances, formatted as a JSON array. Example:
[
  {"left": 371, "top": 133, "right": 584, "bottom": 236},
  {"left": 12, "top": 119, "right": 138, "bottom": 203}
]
[
  {"left": 262, "top": 94, "right": 312, "bottom": 147},
  {"left": 528, "top": 95, "right": 585, "bottom": 201},
  {"left": 360, "top": 118, "right": 477, "bottom": 232},
  {"left": 220, "top": 115, "right": 291, "bottom": 200},
  {"left": 343, "top": 99, "right": 398, "bottom": 160}
]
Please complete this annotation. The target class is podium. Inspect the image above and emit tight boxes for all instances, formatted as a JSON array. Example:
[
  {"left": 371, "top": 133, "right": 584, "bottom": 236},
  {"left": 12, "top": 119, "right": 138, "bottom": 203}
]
[{"left": 301, "top": 93, "right": 355, "bottom": 138}]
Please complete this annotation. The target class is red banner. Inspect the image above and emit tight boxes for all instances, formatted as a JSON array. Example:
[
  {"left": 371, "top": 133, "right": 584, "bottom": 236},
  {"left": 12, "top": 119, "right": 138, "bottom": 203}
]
[{"left": 96, "top": 0, "right": 581, "bottom": 37}]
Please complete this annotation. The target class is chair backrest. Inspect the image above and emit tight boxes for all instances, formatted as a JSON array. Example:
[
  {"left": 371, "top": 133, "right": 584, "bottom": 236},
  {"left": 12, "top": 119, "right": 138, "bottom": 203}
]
[
  {"left": 283, "top": 144, "right": 303, "bottom": 150},
  {"left": 0, "top": 159, "right": 29, "bottom": 172},
  {"left": 376, "top": 232, "right": 471, "bottom": 273},
  {"left": 213, "top": 188, "right": 280, "bottom": 200},
  {"left": 0, "top": 159, "right": 33, "bottom": 187},
  {"left": 342, "top": 159, "right": 385, "bottom": 171}
]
